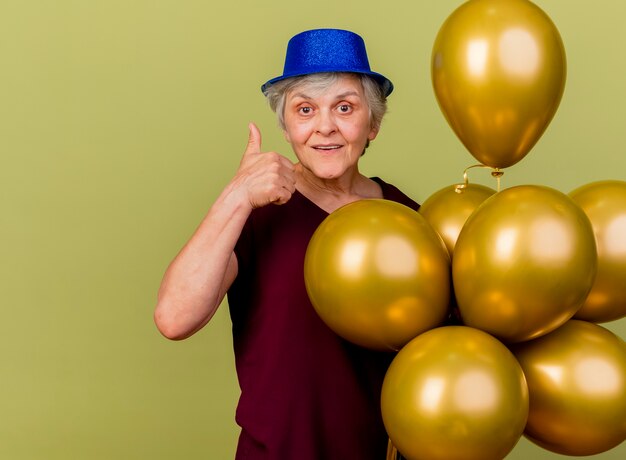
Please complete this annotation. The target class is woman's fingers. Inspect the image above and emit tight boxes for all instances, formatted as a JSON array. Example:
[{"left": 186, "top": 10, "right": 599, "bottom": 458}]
[{"left": 237, "top": 123, "right": 296, "bottom": 208}]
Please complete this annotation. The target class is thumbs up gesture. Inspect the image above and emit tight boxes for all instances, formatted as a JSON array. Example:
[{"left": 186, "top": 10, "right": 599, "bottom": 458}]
[{"left": 234, "top": 123, "right": 296, "bottom": 209}]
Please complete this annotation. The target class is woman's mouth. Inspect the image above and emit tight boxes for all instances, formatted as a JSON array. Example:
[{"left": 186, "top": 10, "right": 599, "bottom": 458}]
[{"left": 313, "top": 144, "right": 342, "bottom": 151}]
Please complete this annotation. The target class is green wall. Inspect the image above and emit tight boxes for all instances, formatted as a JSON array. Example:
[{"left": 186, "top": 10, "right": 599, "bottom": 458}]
[{"left": 1, "top": 1, "right": 624, "bottom": 458}]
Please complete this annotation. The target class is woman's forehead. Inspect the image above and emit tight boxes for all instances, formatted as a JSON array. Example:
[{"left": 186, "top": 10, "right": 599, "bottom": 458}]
[{"left": 287, "top": 74, "right": 365, "bottom": 100}]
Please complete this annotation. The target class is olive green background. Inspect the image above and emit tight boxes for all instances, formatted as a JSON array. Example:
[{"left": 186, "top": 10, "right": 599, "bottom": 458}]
[{"left": 1, "top": 0, "right": 624, "bottom": 458}]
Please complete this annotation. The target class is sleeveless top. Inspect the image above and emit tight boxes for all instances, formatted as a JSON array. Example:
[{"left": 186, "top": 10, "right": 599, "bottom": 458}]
[{"left": 228, "top": 177, "right": 419, "bottom": 460}]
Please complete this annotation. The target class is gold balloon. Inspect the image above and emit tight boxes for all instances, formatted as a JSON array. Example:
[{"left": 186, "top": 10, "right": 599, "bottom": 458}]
[
  {"left": 569, "top": 180, "right": 626, "bottom": 322},
  {"left": 453, "top": 185, "right": 597, "bottom": 343},
  {"left": 512, "top": 320, "right": 626, "bottom": 456},
  {"left": 304, "top": 199, "right": 450, "bottom": 351},
  {"left": 381, "top": 326, "right": 529, "bottom": 460},
  {"left": 432, "top": 0, "right": 566, "bottom": 168},
  {"left": 419, "top": 183, "right": 496, "bottom": 257}
]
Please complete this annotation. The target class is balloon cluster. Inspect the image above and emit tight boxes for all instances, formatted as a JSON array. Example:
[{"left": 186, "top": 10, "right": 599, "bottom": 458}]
[{"left": 304, "top": 1, "right": 626, "bottom": 459}]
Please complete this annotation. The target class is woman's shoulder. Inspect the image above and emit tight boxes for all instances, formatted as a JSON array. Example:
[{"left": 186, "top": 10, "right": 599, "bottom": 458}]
[{"left": 370, "top": 177, "right": 420, "bottom": 211}]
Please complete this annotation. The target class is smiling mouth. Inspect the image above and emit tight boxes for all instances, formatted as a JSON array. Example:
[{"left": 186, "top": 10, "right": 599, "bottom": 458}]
[{"left": 313, "top": 145, "right": 343, "bottom": 151}]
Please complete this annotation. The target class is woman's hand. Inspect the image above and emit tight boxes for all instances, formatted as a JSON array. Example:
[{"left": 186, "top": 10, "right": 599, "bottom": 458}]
[{"left": 234, "top": 122, "right": 296, "bottom": 209}]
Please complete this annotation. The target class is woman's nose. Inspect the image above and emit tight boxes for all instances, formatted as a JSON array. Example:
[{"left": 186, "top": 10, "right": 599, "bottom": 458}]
[{"left": 315, "top": 109, "right": 337, "bottom": 135}]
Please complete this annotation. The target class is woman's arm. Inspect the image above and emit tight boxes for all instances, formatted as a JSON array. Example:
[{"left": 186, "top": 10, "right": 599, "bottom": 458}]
[{"left": 154, "top": 123, "right": 296, "bottom": 340}]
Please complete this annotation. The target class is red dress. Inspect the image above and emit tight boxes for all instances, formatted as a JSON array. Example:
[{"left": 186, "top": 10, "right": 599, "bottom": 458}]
[{"left": 228, "top": 178, "right": 419, "bottom": 460}]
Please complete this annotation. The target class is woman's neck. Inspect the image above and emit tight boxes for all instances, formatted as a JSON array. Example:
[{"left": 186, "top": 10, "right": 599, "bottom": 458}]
[{"left": 294, "top": 163, "right": 383, "bottom": 214}]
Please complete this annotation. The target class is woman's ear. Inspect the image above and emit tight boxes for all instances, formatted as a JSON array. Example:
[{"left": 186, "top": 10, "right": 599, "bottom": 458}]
[{"left": 368, "top": 125, "right": 380, "bottom": 141}]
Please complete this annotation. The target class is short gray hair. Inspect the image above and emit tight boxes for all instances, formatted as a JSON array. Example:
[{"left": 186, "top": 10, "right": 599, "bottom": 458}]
[{"left": 263, "top": 72, "right": 388, "bottom": 132}]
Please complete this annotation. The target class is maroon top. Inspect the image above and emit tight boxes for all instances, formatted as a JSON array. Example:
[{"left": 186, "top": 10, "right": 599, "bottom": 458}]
[{"left": 228, "top": 178, "right": 419, "bottom": 460}]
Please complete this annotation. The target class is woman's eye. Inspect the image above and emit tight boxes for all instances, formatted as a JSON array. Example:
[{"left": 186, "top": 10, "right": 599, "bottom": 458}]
[
  {"left": 299, "top": 106, "right": 312, "bottom": 114},
  {"left": 338, "top": 104, "right": 351, "bottom": 113}
]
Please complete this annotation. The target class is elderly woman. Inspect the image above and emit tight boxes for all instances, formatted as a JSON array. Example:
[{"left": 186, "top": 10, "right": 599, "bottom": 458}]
[{"left": 154, "top": 29, "right": 417, "bottom": 460}]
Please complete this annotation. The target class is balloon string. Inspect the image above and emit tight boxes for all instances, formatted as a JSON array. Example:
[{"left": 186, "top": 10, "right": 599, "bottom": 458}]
[
  {"left": 386, "top": 439, "right": 398, "bottom": 460},
  {"left": 491, "top": 168, "right": 503, "bottom": 192},
  {"left": 455, "top": 164, "right": 504, "bottom": 193}
]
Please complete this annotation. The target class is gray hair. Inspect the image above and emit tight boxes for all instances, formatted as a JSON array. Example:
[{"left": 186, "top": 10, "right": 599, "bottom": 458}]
[{"left": 263, "top": 73, "right": 388, "bottom": 133}]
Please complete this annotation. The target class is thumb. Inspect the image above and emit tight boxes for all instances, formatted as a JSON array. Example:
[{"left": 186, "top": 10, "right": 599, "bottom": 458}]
[{"left": 244, "top": 122, "right": 262, "bottom": 156}]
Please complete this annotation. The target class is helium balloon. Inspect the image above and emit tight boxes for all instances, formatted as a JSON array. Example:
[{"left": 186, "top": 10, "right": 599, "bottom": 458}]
[
  {"left": 432, "top": 0, "right": 566, "bottom": 168},
  {"left": 381, "top": 326, "right": 528, "bottom": 460},
  {"left": 419, "top": 183, "right": 496, "bottom": 257},
  {"left": 512, "top": 320, "right": 626, "bottom": 456},
  {"left": 453, "top": 185, "right": 597, "bottom": 343},
  {"left": 304, "top": 199, "right": 450, "bottom": 351},
  {"left": 569, "top": 180, "right": 626, "bottom": 322}
]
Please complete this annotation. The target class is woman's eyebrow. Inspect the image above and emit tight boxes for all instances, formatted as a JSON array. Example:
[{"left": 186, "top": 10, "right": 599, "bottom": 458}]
[
  {"left": 290, "top": 92, "right": 312, "bottom": 100},
  {"left": 290, "top": 90, "right": 361, "bottom": 101},
  {"left": 336, "top": 91, "right": 360, "bottom": 99}
]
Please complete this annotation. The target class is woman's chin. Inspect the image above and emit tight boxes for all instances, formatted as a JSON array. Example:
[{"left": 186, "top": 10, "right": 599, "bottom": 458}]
[
  {"left": 309, "top": 164, "right": 350, "bottom": 181},
  {"left": 298, "top": 160, "right": 354, "bottom": 182},
  {"left": 314, "top": 171, "right": 343, "bottom": 181}
]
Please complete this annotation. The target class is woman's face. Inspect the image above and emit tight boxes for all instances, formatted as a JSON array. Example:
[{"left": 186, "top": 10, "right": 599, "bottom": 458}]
[{"left": 282, "top": 74, "right": 378, "bottom": 180}]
